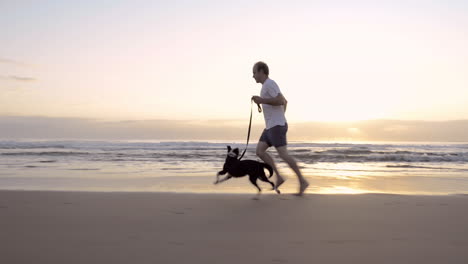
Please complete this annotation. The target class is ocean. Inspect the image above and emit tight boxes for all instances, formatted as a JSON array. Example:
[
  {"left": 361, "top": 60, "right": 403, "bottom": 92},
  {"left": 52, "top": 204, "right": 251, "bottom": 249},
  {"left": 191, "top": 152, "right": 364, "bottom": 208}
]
[{"left": 1, "top": 139, "right": 468, "bottom": 195}]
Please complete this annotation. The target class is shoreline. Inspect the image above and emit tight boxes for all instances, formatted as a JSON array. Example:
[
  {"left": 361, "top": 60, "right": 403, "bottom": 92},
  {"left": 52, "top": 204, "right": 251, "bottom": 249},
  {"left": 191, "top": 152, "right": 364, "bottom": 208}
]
[{"left": 1, "top": 188, "right": 468, "bottom": 196}]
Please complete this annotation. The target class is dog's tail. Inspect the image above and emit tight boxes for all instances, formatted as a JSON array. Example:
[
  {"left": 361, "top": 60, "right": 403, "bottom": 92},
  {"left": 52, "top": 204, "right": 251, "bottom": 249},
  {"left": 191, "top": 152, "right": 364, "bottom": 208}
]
[{"left": 263, "top": 163, "right": 274, "bottom": 178}]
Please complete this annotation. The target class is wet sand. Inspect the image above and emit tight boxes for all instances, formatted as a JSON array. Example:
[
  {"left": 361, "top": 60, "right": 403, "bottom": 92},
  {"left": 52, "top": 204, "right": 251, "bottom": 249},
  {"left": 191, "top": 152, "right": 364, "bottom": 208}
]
[{"left": 1, "top": 190, "right": 468, "bottom": 263}]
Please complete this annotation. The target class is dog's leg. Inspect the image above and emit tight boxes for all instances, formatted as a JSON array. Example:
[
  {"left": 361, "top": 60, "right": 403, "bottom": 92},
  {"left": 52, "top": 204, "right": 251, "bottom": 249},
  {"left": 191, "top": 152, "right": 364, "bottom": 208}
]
[
  {"left": 259, "top": 174, "right": 280, "bottom": 194},
  {"left": 250, "top": 177, "right": 261, "bottom": 200},
  {"left": 214, "top": 174, "right": 232, "bottom": 184},
  {"left": 214, "top": 171, "right": 227, "bottom": 184},
  {"left": 249, "top": 175, "right": 261, "bottom": 193}
]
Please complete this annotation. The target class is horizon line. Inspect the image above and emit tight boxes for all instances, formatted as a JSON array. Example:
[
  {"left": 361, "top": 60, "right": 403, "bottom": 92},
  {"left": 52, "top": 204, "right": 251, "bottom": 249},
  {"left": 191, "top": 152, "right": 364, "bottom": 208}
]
[{"left": 2, "top": 115, "right": 468, "bottom": 124}]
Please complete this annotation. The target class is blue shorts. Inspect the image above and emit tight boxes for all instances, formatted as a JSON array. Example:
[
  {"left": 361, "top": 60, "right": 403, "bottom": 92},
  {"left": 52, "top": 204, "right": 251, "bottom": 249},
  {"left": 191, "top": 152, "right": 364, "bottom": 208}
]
[{"left": 259, "top": 123, "right": 288, "bottom": 148}]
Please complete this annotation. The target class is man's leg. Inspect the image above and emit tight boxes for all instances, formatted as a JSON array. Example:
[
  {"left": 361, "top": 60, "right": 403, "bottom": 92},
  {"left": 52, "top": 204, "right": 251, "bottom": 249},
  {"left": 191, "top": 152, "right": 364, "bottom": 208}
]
[
  {"left": 256, "top": 141, "right": 285, "bottom": 188},
  {"left": 276, "top": 145, "right": 309, "bottom": 195}
]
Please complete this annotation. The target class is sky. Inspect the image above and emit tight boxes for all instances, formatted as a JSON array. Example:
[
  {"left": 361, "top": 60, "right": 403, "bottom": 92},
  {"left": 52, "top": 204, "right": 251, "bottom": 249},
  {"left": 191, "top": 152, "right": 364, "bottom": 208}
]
[{"left": 1, "top": 0, "right": 468, "bottom": 140}]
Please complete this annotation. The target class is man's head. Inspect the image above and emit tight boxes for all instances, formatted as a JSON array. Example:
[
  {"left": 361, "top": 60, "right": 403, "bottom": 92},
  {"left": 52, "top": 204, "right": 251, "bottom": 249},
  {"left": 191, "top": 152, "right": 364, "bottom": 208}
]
[{"left": 252, "top": 61, "right": 269, "bottom": 84}]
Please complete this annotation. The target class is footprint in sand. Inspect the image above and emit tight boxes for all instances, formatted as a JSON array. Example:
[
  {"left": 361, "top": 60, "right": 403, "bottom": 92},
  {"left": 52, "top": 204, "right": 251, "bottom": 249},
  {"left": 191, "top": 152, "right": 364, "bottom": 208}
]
[
  {"left": 391, "top": 237, "right": 408, "bottom": 242},
  {"left": 323, "top": 239, "right": 374, "bottom": 245},
  {"left": 289, "top": 241, "right": 305, "bottom": 245},
  {"left": 167, "top": 207, "right": 193, "bottom": 214},
  {"left": 167, "top": 210, "right": 185, "bottom": 215},
  {"left": 271, "top": 258, "right": 288, "bottom": 263},
  {"left": 168, "top": 241, "right": 185, "bottom": 246}
]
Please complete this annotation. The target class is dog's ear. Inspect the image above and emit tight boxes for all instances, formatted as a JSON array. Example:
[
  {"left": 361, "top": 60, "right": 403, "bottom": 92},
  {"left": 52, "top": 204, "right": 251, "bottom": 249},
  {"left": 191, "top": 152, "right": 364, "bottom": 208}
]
[
  {"left": 227, "top": 145, "right": 231, "bottom": 152},
  {"left": 233, "top": 148, "right": 239, "bottom": 155}
]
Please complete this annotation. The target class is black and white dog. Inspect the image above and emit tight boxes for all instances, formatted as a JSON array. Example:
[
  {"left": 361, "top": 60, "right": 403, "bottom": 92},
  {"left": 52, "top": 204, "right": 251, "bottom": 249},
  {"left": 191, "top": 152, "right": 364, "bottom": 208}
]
[{"left": 214, "top": 146, "right": 280, "bottom": 194}]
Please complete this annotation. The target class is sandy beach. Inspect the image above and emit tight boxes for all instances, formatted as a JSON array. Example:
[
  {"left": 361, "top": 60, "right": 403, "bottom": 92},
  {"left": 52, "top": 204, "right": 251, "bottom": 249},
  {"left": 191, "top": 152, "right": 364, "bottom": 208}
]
[{"left": 1, "top": 190, "right": 468, "bottom": 264}]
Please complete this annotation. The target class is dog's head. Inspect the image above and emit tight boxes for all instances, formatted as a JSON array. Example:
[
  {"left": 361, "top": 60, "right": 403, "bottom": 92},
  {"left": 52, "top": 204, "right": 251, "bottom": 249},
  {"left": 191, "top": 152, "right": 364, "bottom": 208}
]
[{"left": 226, "top": 145, "right": 239, "bottom": 159}]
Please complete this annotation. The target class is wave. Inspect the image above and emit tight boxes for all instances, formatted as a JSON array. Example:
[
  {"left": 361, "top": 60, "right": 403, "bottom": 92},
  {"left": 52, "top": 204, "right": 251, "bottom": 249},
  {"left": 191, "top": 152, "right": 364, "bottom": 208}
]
[
  {"left": 67, "top": 168, "right": 100, "bottom": 171},
  {"left": 0, "top": 144, "right": 66, "bottom": 149},
  {"left": 2, "top": 140, "right": 468, "bottom": 164},
  {"left": 386, "top": 165, "right": 445, "bottom": 169},
  {"left": 315, "top": 149, "right": 373, "bottom": 155},
  {"left": 290, "top": 148, "right": 468, "bottom": 163},
  {"left": 2, "top": 151, "right": 89, "bottom": 156},
  {"left": 3, "top": 150, "right": 468, "bottom": 163}
]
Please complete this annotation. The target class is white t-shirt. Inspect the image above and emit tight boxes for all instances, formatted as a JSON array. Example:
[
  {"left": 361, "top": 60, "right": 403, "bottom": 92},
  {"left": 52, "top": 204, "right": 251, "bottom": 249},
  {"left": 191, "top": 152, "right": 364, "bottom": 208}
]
[{"left": 260, "top": 78, "right": 287, "bottom": 129}]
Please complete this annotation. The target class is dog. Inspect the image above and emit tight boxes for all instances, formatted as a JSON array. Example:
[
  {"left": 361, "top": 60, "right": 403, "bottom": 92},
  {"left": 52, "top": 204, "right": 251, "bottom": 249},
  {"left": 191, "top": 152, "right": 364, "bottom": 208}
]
[{"left": 214, "top": 146, "right": 280, "bottom": 194}]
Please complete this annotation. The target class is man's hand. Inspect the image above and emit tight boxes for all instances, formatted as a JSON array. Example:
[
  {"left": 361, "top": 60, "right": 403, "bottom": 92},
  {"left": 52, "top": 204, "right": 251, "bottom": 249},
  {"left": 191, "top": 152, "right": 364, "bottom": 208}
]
[
  {"left": 253, "top": 94, "right": 287, "bottom": 107},
  {"left": 251, "top": 96, "right": 264, "bottom": 104}
]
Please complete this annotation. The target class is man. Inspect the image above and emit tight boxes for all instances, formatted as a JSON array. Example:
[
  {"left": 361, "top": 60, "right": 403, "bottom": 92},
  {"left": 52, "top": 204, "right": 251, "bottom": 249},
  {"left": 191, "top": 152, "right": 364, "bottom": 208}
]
[{"left": 251, "top": 61, "right": 309, "bottom": 196}]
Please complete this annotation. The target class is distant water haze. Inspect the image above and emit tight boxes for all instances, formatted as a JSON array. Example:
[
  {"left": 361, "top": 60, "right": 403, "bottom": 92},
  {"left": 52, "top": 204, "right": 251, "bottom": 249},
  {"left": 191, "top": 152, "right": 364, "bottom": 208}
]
[{"left": 2, "top": 116, "right": 468, "bottom": 142}]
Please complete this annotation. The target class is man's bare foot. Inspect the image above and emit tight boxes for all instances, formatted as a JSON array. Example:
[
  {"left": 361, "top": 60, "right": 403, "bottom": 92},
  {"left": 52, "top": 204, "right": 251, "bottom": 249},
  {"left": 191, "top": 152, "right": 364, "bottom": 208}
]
[
  {"left": 274, "top": 177, "right": 285, "bottom": 194},
  {"left": 294, "top": 180, "right": 309, "bottom": 196},
  {"left": 276, "top": 176, "right": 285, "bottom": 189}
]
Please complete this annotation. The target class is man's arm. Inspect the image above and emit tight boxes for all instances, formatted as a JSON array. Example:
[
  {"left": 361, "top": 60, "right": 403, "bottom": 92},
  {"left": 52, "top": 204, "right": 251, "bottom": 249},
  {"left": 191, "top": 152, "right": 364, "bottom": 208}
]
[{"left": 252, "top": 93, "right": 287, "bottom": 106}]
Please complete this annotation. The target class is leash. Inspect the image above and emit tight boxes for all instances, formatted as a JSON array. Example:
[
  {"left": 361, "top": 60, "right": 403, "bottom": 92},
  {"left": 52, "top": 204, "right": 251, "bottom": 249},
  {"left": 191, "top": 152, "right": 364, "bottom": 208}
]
[{"left": 238, "top": 101, "right": 262, "bottom": 160}]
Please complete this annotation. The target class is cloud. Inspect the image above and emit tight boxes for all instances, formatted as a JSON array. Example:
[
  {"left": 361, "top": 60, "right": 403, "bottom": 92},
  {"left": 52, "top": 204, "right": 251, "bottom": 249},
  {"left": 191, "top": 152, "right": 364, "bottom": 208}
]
[
  {"left": 0, "top": 75, "right": 36, "bottom": 82},
  {"left": 0, "top": 58, "right": 37, "bottom": 84},
  {"left": 9, "top": 75, "right": 36, "bottom": 82},
  {"left": 0, "top": 58, "right": 17, "bottom": 64},
  {"left": 0, "top": 58, "right": 32, "bottom": 67}
]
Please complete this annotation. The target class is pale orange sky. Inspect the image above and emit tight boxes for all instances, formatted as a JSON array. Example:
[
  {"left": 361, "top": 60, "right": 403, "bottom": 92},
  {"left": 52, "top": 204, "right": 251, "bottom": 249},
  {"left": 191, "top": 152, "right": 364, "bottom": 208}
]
[{"left": 1, "top": 0, "right": 468, "bottom": 123}]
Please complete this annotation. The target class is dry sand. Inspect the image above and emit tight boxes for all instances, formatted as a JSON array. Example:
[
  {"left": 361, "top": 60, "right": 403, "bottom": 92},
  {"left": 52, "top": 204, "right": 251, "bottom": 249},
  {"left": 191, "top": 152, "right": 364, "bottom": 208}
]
[{"left": 1, "top": 190, "right": 468, "bottom": 264}]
